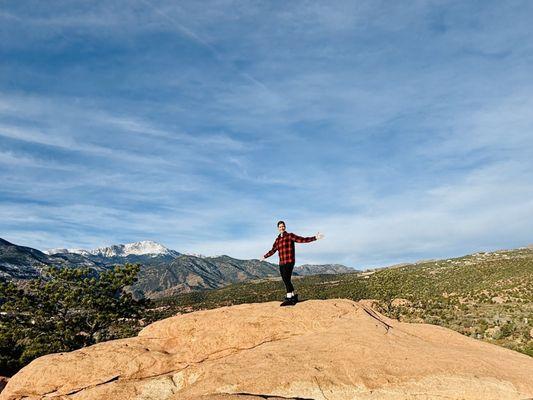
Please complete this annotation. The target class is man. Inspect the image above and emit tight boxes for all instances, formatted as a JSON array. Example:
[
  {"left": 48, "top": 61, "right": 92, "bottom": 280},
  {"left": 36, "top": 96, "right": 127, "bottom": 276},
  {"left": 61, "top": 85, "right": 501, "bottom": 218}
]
[{"left": 261, "top": 220, "right": 324, "bottom": 306}]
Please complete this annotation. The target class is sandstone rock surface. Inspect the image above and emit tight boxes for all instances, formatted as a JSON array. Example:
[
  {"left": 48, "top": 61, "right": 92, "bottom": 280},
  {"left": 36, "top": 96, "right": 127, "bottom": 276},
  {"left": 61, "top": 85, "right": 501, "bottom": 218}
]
[{"left": 1, "top": 298, "right": 532, "bottom": 400}]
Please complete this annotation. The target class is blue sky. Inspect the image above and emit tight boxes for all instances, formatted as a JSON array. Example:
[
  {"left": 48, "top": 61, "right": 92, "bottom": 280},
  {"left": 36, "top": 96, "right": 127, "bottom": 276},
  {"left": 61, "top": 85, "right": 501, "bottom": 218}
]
[{"left": 1, "top": 0, "right": 532, "bottom": 269}]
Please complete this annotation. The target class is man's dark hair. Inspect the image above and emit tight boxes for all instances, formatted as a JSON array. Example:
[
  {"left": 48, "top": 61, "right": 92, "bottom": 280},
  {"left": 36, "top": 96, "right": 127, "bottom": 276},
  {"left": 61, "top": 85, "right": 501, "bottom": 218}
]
[{"left": 277, "top": 220, "right": 285, "bottom": 227}]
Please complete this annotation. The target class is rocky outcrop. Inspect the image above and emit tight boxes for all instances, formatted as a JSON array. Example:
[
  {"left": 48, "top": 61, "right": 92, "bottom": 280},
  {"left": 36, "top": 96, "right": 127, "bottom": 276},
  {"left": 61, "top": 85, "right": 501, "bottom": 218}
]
[
  {"left": 390, "top": 298, "right": 412, "bottom": 307},
  {"left": 1, "top": 299, "right": 532, "bottom": 400}
]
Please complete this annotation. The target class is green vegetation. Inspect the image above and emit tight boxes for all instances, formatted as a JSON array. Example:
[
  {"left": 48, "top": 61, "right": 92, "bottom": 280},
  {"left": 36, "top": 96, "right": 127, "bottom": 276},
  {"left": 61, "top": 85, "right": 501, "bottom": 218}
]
[{"left": 0, "top": 263, "right": 148, "bottom": 376}]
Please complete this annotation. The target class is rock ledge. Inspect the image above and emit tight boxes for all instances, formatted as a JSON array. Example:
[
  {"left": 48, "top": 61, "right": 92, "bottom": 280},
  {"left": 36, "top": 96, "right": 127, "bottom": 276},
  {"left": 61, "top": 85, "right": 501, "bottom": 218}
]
[{"left": 1, "top": 299, "right": 532, "bottom": 400}]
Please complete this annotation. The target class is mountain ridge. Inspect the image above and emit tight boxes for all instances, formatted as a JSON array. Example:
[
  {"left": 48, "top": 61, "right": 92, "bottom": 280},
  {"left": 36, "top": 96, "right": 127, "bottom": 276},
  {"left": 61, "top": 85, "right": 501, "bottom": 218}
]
[{"left": 0, "top": 238, "right": 354, "bottom": 299}]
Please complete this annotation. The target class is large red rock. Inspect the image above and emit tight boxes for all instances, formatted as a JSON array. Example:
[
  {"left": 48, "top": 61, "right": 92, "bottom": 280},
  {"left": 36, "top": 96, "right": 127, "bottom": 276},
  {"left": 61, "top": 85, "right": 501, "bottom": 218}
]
[{"left": 1, "top": 299, "right": 532, "bottom": 399}]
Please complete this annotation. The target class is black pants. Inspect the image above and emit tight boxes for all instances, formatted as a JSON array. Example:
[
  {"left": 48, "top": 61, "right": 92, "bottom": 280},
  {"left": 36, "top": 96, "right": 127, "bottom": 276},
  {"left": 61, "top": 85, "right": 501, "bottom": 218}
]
[{"left": 279, "top": 261, "right": 295, "bottom": 292}]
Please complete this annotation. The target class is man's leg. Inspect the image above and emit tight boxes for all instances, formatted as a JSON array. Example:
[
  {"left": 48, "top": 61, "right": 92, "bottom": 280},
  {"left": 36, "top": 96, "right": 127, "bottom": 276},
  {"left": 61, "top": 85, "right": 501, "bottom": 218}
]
[
  {"left": 279, "top": 263, "right": 295, "bottom": 294},
  {"left": 286, "top": 262, "right": 297, "bottom": 301}
]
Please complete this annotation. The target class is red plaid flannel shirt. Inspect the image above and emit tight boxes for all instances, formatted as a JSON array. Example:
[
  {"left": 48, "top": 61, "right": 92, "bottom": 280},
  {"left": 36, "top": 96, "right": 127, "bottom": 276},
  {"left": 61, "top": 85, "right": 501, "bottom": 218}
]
[{"left": 263, "top": 231, "right": 316, "bottom": 265}]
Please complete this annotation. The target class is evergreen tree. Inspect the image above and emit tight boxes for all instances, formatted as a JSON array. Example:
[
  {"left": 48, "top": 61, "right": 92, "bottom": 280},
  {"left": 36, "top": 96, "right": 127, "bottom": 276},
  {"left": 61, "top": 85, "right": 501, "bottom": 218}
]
[{"left": 0, "top": 263, "right": 148, "bottom": 376}]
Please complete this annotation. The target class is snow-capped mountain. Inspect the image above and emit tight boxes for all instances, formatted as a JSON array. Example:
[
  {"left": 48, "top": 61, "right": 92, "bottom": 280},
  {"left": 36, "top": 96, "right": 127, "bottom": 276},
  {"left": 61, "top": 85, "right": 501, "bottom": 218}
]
[
  {"left": 45, "top": 240, "right": 180, "bottom": 258},
  {"left": 44, "top": 247, "right": 92, "bottom": 256}
]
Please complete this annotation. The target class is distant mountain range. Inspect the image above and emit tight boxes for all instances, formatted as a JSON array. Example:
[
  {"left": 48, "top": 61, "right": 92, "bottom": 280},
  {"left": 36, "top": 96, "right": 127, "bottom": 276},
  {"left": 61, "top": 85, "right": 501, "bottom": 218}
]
[
  {"left": 0, "top": 238, "right": 107, "bottom": 280},
  {"left": 0, "top": 238, "right": 355, "bottom": 299}
]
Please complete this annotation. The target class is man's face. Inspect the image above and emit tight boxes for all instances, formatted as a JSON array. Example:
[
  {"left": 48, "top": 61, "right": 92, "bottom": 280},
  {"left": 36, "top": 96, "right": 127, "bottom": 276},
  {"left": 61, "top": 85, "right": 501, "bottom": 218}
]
[{"left": 278, "top": 223, "right": 286, "bottom": 233}]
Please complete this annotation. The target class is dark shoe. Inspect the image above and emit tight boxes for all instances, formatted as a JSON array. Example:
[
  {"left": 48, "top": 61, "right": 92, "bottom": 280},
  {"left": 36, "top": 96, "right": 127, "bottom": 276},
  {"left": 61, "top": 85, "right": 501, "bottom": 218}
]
[
  {"left": 292, "top": 293, "right": 299, "bottom": 304},
  {"left": 280, "top": 297, "right": 294, "bottom": 306}
]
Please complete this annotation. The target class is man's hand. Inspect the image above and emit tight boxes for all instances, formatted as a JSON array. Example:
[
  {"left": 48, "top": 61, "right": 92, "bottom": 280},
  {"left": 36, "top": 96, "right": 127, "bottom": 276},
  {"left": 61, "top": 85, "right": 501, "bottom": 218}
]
[{"left": 315, "top": 232, "right": 325, "bottom": 240}]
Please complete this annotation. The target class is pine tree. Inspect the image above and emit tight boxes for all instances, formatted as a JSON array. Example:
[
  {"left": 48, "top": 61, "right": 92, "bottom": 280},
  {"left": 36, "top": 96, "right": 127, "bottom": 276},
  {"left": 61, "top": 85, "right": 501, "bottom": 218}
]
[{"left": 0, "top": 263, "right": 148, "bottom": 376}]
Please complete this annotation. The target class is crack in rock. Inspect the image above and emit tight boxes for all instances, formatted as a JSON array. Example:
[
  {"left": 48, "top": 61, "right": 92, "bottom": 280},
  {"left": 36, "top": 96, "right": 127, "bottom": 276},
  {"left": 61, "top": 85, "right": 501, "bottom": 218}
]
[
  {"left": 361, "top": 307, "right": 393, "bottom": 333},
  {"left": 40, "top": 334, "right": 303, "bottom": 398},
  {"left": 313, "top": 376, "right": 329, "bottom": 400},
  {"left": 48, "top": 375, "right": 120, "bottom": 397},
  {"left": 221, "top": 392, "right": 317, "bottom": 399}
]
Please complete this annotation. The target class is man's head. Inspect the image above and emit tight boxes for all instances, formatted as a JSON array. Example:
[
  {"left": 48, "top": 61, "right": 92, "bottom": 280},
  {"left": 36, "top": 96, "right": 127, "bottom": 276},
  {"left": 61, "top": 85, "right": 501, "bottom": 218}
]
[{"left": 277, "top": 220, "right": 286, "bottom": 234}]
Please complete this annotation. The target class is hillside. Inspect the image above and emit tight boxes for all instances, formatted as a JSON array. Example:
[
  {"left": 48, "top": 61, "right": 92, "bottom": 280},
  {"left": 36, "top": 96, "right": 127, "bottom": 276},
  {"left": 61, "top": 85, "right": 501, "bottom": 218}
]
[{"left": 0, "top": 239, "right": 104, "bottom": 281}]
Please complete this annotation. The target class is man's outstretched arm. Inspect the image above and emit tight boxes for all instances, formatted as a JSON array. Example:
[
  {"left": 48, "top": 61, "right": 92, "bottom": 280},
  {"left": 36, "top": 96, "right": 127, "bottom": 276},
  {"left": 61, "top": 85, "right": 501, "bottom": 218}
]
[
  {"left": 290, "top": 232, "right": 317, "bottom": 243},
  {"left": 263, "top": 240, "right": 278, "bottom": 259}
]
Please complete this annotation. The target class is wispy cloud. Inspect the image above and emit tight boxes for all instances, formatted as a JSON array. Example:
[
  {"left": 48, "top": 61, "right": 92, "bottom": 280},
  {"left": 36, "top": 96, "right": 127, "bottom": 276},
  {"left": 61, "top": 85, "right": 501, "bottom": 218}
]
[{"left": 1, "top": 0, "right": 532, "bottom": 267}]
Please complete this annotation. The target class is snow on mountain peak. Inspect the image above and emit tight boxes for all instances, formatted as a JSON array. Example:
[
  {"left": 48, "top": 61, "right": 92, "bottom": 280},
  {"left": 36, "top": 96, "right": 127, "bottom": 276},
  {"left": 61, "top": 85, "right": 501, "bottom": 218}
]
[
  {"left": 45, "top": 240, "right": 180, "bottom": 258},
  {"left": 120, "top": 240, "right": 174, "bottom": 256},
  {"left": 44, "top": 248, "right": 91, "bottom": 256}
]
